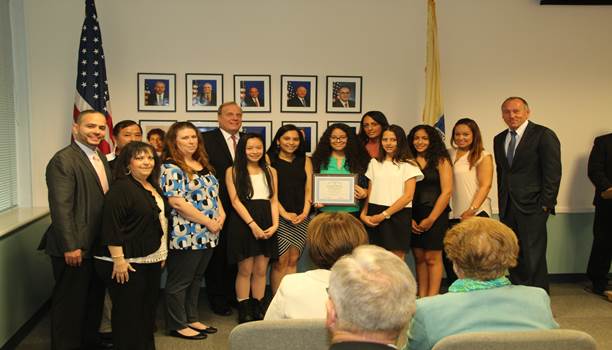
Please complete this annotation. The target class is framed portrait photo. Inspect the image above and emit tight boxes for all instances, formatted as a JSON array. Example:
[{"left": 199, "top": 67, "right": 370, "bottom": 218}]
[
  {"left": 283, "top": 121, "right": 318, "bottom": 155},
  {"left": 242, "top": 121, "right": 273, "bottom": 149},
  {"left": 186, "top": 73, "right": 223, "bottom": 112},
  {"left": 234, "top": 75, "right": 271, "bottom": 113},
  {"left": 327, "top": 120, "right": 361, "bottom": 137},
  {"left": 326, "top": 76, "right": 362, "bottom": 114},
  {"left": 188, "top": 120, "right": 218, "bottom": 134},
  {"left": 280, "top": 75, "right": 317, "bottom": 113},
  {"left": 138, "top": 73, "right": 176, "bottom": 112}
]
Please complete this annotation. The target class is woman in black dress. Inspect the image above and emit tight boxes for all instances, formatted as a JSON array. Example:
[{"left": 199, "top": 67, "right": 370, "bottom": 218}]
[
  {"left": 266, "top": 124, "right": 313, "bottom": 295},
  {"left": 407, "top": 125, "right": 453, "bottom": 297}
]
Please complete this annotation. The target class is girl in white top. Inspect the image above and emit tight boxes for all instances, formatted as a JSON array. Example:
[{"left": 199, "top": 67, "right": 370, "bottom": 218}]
[
  {"left": 361, "top": 125, "right": 424, "bottom": 259},
  {"left": 449, "top": 118, "right": 493, "bottom": 220}
]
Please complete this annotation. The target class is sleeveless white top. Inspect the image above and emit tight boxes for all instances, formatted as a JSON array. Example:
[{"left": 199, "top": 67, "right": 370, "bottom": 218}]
[
  {"left": 449, "top": 148, "right": 492, "bottom": 219},
  {"left": 250, "top": 172, "right": 270, "bottom": 200}
]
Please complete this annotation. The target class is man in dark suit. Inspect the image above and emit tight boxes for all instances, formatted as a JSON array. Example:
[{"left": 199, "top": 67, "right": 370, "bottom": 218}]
[
  {"left": 332, "top": 86, "right": 355, "bottom": 108},
  {"left": 202, "top": 101, "right": 244, "bottom": 315},
  {"left": 287, "top": 85, "right": 310, "bottom": 107},
  {"left": 586, "top": 133, "right": 612, "bottom": 297},
  {"left": 146, "top": 80, "right": 169, "bottom": 106},
  {"left": 493, "top": 97, "right": 561, "bottom": 292},
  {"left": 39, "top": 110, "right": 111, "bottom": 349},
  {"left": 243, "top": 87, "right": 264, "bottom": 107},
  {"left": 194, "top": 82, "right": 217, "bottom": 106}
]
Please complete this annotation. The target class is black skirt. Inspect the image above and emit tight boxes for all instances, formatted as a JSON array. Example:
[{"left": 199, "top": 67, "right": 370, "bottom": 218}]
[
  {"left": 366, "top": 203, "right": 412, "bottom": 251},
  {"left": 410, "top": 205, "right": 449, "bottom": 251},
  {"left": 227, "top": 199, "right": 274, "bottom": 264}
]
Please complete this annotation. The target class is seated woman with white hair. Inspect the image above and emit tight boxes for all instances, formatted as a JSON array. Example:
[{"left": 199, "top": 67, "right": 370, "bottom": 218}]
[
  {"left": 264, "top": 212, "right": 368, "bottom": 320},
  {"left": 405, "top": 217, "right": 559, "bottom": 350}
]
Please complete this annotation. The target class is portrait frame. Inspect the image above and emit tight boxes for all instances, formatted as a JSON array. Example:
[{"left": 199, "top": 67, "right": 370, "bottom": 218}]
[
  {"left": 313, "top": 174, "right": 358, "bottom": 206},
  {"left": 242, "top": 120, "right": 273, "bottom": 149},
  {"left": 234, "top": 74, "right": 271, "bottom": 113},
  {"left": 138, "top": 119, "right": 177, "bottom": 142},
  {"left": 186, "top": 73, "right": 224, "bottom": 112},
  {"left": 327, "top": 120, "right": 361, "bottom": 137},
  {"left": 282, "top": 121, "right": 318, "bottom": 155},
  {"left": 280, "top": 75, "right": 317, "bottom": 113},
  {"left": 326, "top": 75, "right": 362, "bottom": 114},
  {"left": 138, "top": 73, "right": 176, "bottom": 112},
  {"left": 188, "top": 120, "right": 219, "bottom": 134}
]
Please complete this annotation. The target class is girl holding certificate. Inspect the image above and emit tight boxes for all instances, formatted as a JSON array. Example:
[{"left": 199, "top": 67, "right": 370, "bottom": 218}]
[
  {"left": 311, "top": 123, "right": 370, "bottom": 214},
  {"left": 360, "top": 125, "right": 423, "bottom": 259},
  {"left": 408, "top": 125, "right": 453, "bottom": 297},
  {"left": 226, "top": 133, "right": 279, "bottom": 324}
]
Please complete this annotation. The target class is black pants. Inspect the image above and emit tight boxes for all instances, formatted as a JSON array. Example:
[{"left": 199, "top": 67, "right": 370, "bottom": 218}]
[
  {"left": 204, "top": 226, "right": 237, "bottom": 307},
  {"left": 443, "top": 211, "right": 490, "bottom": 285},
  {"left": 501, "top": 203, "right": 550, "bottom": 292},
  {"left": 95, "top": 260, "right": 161, "bottom": 350},
  {"left": 587, "top": 203, "right": 612, "bottom": 291},
  {"left": 166, "top": 249, "right": 213, "bottom": 330},
  {"left": 50, "top": 257, "right": 105, "bottom": 350}
]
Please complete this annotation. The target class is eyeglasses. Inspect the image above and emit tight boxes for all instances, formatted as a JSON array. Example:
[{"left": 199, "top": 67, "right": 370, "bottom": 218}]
[{"left": 330, "top": 136, "right": 347, "bottom": 142}]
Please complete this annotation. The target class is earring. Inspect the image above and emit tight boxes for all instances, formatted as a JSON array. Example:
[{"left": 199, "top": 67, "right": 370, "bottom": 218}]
[{"left": 125, "top": 167, "right": 132, "bottom": 175}]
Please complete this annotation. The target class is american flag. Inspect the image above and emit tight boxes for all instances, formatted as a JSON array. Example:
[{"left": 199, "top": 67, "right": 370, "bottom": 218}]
[
  {"left": 74, "top": 0, "right": 114, "bottom": 154},
  {"left": 287, "top": 81, "right": 296, "bottom": 99},
  {"left": 332, "top": 81, "right": 342, "bottom": 103}
]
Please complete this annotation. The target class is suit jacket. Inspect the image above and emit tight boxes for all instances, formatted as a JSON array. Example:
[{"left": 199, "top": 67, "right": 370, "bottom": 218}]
[
  {"left": 587, "top": 133, "right": 612, "bottom": 207},
  {"left": 194, "top": 91, "right": 217, "bottom": 106},
  {"left": 39, "top": 143, "right": 112, "bottom": 257},
  {"left": 287, "top": 96, "right": 310, "bottom": 107},
  {"left": 332, "top": 99, "right": 355, "bottom": 108},
  {"left": 243, "top": 96, "right": 264, "bottom": 107},
  {"left": 147, "top": 92, "right": 169, "bottom": 106},
  {"left": 493, "top": 121, "right": 561, "bottom": 216},
  {"left": 202, "top": 128, "right": 244, "bottom": 212}
]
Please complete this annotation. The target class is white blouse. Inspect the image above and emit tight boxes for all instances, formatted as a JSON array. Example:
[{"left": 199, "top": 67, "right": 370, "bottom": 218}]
[
  {"left": 449, "top": 148, "right": 492, "bottom": 219},
  {"left": 365, "top": 158, "right": 424, "bottom": 207},
  {"left": 250, "top": 172, "right": 270, "bottom": 200}
]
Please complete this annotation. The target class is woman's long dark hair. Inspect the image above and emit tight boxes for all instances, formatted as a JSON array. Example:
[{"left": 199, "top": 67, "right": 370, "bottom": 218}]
[
  {"left": 233, "top": 133, "right": 274, "bottom": 201},
  {"left": 375, "top": 125, "right": 416, "bottom": 165},
  {"left": 266, "top": 124, "right": 306, "bottom": 161},
  {"left": 113, "top": 141, "right": 162, "bottom": 192},
  {"left": 357, "top": 111, "right": 389, "bottom": 144},
  {"left": 451, "top": 118, "right": 484, "bottom": 169},
  {"left": 312, "top": 123, "right": 369, "bottom": 174},
  {"left": 407, "top": 124, "right": 450, "bottom": 169}
]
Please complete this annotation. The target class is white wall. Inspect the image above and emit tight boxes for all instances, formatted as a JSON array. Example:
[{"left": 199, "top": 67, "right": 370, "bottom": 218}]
[{"left": 21, "top": 0, "right": 612, "bottom": 211}]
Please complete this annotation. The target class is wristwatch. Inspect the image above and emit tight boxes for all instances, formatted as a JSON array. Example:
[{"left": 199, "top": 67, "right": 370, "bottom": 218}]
[{"left": 382, "top": 210, "right": 391, "bottom": 219}]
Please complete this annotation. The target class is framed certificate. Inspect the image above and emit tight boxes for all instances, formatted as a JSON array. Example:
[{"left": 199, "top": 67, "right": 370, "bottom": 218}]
[{"left": 313, "top": 173, "right": 357, "bottom": 206}]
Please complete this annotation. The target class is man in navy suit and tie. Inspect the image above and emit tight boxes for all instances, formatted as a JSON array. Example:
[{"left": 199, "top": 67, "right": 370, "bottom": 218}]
[
  {"left": 146, "top": 80, "right": 169, "bottom": 106},
  {"left": 493, "top": 97, "right": 561, "bottom": 292},
  {"left": 243, "top": 87, "right": 264, "bottom": 107},
  {"left": 287, "top": 85, "right": 310, "bottom": 107}
]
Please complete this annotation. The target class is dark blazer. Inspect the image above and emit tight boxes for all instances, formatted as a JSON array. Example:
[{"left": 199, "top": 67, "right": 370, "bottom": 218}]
[
  {"left": 195, "top": 92, "right": 217, "bottom": 106},
  {"left": 333, "top": 99, "right": 355, "bottom": 108},
  {"left": 587, "top": 133, "right": 612, "bottom": 207},
  {"left": 243, "top": 96, "right": 264, "bottom": 107},
  {"left": 147, "top": 92, "right": 169, "bottom": 106},
  {"left": 287, "top": 96, "right": 310, "bottom": 107},
  {"left": 202, "top": 128, "right": 244, "bottom": 212},
  {"left": 493, "top": 121, "right": 561, "bottom": 216},
  {"left": 39, "top": 143, "right": 112, "bottom": 257}
]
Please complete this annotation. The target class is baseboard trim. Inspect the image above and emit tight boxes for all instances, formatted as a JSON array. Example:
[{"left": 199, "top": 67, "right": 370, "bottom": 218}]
[{"left": 1, "top": 299, "right": 50, "bottom": 350}]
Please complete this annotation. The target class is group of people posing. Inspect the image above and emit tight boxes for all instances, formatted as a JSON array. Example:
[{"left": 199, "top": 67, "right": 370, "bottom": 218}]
[{"left": 42, "top": 96, "right": 569, "bottom": 350}]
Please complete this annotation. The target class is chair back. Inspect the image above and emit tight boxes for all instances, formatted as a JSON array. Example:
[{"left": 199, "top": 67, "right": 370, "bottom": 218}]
[
  {"left": 431, "top": 329, "right": 597, "bottom": 350},
  {"left": 229, "top": 319, "right": 330, "bottom": 350}
]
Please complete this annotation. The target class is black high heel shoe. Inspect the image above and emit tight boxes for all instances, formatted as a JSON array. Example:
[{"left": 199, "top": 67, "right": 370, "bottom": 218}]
[{"left": 188, "top": 325, "right": 218, "bottom": 334}]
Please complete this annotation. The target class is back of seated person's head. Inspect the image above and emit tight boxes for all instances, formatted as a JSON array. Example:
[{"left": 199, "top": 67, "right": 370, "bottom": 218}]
[
  {"left": 307, "top": 212, "right": 368, "bottom": 270},
  {"left": 444, "top": 217, "right": 519, "bottom": 281},
  {"left": 327, "top": 245, "right": 417, "bottom": 341}
]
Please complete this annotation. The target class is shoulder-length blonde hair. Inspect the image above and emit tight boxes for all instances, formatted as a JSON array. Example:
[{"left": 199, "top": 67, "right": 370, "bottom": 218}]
[{"left": 162, "top": 122, "right": 213, "bottom": 178}]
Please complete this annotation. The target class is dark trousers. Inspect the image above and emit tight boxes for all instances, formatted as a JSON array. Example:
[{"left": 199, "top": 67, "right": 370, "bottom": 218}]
[
  {"left": 587, "top": 203, "right": 612, "bottom": 291},
  {"left": 50, "top": 257, "right": 105, "bottom": 350},
  {"left": 95, "top": 260, "right": 161, "bottom": 350},
  {"left": 204, "top": 227, "right": 237, "bottom": 306},
  {"left": 166, "top": 249, "right": 213, "bottom": 330},
  {"left": 443, "top": 212, "right": 490, "bottom": 285},
  {"left": 501, "top": 203, "right": 550, "bottom": 292}
]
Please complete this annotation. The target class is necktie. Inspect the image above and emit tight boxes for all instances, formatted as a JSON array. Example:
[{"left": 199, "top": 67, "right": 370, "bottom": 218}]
[
  {"left": 255, "top": 98, "right": 260, "bottom": 107},
  {"left": 343, "top": 101, "right": 348, "bottom": 108},
  {"left": 507, "top": 130, "right": 517, "bottom": 167},
  {"left": 157, "top": 94, "right": 162, "bottom": 105},
  {"left": 92, "top": 153, "right": 110, "bottom": 193},
  {"left": 231, "top": 134, "right": 237, "bottom": 152}
]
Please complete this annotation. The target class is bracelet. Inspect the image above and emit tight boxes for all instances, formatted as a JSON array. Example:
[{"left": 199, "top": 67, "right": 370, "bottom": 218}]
[
  {"left": 111, "top": 254, "right": 124, "bottom": 259},
  {"left": 246, "top": 220, "right": 254, "bottom": 226}
]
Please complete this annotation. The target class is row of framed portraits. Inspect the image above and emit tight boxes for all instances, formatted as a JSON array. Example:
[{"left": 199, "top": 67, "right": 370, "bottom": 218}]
[
  {"left": 137, "top": 73, "right": 363, "bottom": 114},
  {"left": 139, "top": 119, "right": 361, "bottom": 155}
]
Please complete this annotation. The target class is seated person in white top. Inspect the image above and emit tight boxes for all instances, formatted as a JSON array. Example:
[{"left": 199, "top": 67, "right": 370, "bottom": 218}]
[{"left": 264, "top": 212, "right": 368, "bottom": 320}]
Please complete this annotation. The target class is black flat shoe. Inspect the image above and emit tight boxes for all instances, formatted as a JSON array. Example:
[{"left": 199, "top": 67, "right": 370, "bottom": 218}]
[
  {"left": 169, "top": 330, "right": 207, "bottom": 340},
  {"left": 188, "top": 325, "right": 218, "bottom": 334}
]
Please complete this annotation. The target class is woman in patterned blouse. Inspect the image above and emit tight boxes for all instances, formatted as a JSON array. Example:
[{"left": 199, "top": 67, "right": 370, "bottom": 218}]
[{"left": 160, "top": 122, "right": 225, "bottom": 340}]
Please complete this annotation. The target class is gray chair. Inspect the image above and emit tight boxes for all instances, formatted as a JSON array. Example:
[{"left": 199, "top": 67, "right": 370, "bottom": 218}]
[
  {"left": 229, "top": 319, "right": 330, "bottom": 350},
  {"left": 431, "top": 329, "right": 597, "bottom": 350}
]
